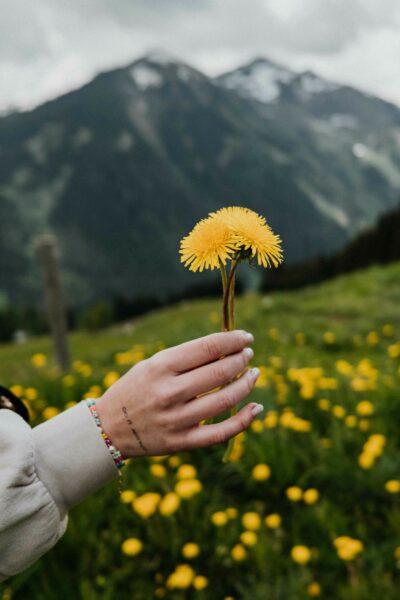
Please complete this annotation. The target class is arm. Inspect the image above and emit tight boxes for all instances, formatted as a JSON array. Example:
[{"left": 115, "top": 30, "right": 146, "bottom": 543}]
[
  {"left": 0, "top": 402, "right": 118, "bottom": 582},
  {"left": 0, "top": 330, "right": 260, "bottom": 581}
]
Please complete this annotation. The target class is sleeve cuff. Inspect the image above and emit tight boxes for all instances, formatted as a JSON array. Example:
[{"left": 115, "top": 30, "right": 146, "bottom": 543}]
[{"left": 32, "top": 400, "right": 119, "bottom": 516}]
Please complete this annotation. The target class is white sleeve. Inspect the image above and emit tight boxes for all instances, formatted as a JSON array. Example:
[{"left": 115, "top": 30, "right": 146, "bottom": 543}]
[{"left": 0, "top": 401, "right": 119, "bottom": 582}]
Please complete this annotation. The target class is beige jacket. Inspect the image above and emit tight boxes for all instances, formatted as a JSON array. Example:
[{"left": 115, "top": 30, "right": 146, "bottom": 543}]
[{"left": 0, "top": 401, "right": 119, "bottom": 582}]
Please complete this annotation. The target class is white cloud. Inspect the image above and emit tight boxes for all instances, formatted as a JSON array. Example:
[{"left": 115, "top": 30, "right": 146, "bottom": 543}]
[{"left": 1, "top": 0, "right": 400, "bottom": 111}]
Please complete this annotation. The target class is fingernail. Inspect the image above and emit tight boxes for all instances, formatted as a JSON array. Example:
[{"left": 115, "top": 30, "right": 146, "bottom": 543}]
[
  {"left": 243, "top": 347, "right": 254, "bottom": 359},
  {"left": 243, "top": 331, "right": 254, "bottom": 343},
  {"left": 251, "top": 403, "right": 264, "bottom": 417},
  {"left": 250, "top": 367, "right": 260, "bottom": 380}
]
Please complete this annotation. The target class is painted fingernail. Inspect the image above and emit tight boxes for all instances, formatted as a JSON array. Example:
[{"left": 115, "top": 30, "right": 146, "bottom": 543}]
[
  {"left": 251, "top": 403, "right": 264, "bottom": 417},
  {"left": 243, "top": 347, "right": 254, "bottom": 359},
  {"left": 250, "top": 367, "right": 260, "bottom": 380}
]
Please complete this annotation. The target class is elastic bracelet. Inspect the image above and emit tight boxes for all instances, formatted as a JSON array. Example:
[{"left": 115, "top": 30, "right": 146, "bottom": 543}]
[{"left": 86, "top": 399, "right": 126, "bottom": 471}]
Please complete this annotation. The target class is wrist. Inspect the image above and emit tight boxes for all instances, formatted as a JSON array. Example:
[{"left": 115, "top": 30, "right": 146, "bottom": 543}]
[{"left": 95, "top": 394, "right": 132, "bottom": 459}]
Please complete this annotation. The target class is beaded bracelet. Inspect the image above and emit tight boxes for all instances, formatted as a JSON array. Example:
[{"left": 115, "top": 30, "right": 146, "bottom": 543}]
[{"left": 86, "top": 399, "right": 126, "bottom": 471}]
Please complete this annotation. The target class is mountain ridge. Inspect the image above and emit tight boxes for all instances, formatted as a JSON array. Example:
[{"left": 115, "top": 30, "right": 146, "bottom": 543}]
[{"left": 0, "top": 53, "right": 399, "bottom": 307}]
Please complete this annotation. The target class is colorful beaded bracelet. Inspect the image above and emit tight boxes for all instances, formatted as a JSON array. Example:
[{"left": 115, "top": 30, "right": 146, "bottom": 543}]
[{"left": 86, "top": 399, "right": 126, "bottom": 470}]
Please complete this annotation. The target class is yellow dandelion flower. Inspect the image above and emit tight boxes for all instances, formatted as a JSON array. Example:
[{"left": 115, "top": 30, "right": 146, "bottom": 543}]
[
  {"left": 120, "top": 490, "right": 136, "bottom": 504},
  {"left": 132, "top": 493, "right": 161, "bottom": 518},
  {"left": 211, "top": 206, "right": 283, "bottom": 268},
  {"left": 176, "top": 464, "right": 197, "bottom": 480},
  {"left": 166, "top": 564, "right": 195, "bottom": 589},
  {"left": 211, "top": 511, "right": 229, "bottom": 527},
  {"left": 286, "top": 486, "right": 303, "bottom": 502},
  {"left": 307, "top": 582, "right": 321, "bottom": 597},
  {"left": 121, "top": 538, "right": 143, "bottom": 556},
  {"left": 193, "top": 575, "right": 208, "bottom": 590},
  {"left": 242, "top": 512, "right": 261, "bottom": 530},
  {"left": 251, "top": 464, "right": 271, "bottom": 481},
  {"left": 240, "top": 531, "right": 258, "bottom": 546},
  {"left": 150, "top": 464, "right": 167, "bottom": 478},
  {"left": 385, "top": 480, "right": 400, "bottom": 493},
  {"left": 182, "top": 543, "right": 200, "bottom": 559},
  {"left": 159, "top": 492, "right": 181, "bottom": 516},
  {"left": 174, "top": 478, "right": 202, "bottom": 499},
  {"left": 25, "top": 387, "right": 38, "bottom": 401},
  {"left": 303, "top": 489, "right": 319, "bottom": 505},
  {"left": 31, "top": 353, "right": 47, "bottom": 368},
  {"left": 291, "top": 545, "right": 312, "bottom": 565},
  {"left": 179, "top": 217, "right": 237, "bottom": 272},
  {"left": 356, "top": 400, "right": 374, "bottom": 417},
  {"left": 231, "top": 543, "right": 247, "bottom": 561},
  {"left": 42, "top": 406, "right": 60, "bottom": 420},
  {"left": 265, "top": 513, "right": 281, "bottom": 529}
]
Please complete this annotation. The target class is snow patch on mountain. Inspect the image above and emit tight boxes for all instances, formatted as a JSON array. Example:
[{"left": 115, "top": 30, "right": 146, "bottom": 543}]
[
  {"left": 220, "top": 60, "right": 295, "bottom": 103},
  {"left": 295, "top": 72, "right": 339, "bottom": 100},
  {"left": 131, "top": 64, "right": 163, "bottom": 91},
  {"left": 299, "top": 181, "right": 350, "bottom": 229}
]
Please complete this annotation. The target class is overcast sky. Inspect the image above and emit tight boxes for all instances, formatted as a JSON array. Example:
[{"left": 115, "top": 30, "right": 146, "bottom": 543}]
[{"left": 1, "top": 0, "right": 400, "bottom": 112}]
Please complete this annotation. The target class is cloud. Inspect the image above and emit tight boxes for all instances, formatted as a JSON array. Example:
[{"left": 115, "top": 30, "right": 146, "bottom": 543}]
[{"left": 1, "top": 0, "right": 400, "bottom": 111}]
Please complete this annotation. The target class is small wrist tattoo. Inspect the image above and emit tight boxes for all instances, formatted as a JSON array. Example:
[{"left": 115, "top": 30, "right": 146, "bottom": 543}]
[{"left": 122, "top": 405, "right": 148, "bottom": 453}]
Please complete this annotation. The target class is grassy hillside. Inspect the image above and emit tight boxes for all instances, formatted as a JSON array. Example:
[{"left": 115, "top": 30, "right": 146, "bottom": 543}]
[{"left": 2, "top": 263, "right": 400, "bottom": 599}]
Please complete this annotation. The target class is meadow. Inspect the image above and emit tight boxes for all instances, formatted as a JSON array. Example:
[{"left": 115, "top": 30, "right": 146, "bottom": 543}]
[{"left": 2, "top": 263, "right": 400, "bottom": 599}]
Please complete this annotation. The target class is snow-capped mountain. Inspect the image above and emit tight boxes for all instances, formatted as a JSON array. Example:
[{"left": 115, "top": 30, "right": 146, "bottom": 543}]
[{"left": 1, "top": 53, "right": 400, "bottom": 305}]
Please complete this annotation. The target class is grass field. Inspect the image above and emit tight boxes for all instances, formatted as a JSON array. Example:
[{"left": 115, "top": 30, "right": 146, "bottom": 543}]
[{"left": 2, "top": 263, "right": 400, "bottom": 599}]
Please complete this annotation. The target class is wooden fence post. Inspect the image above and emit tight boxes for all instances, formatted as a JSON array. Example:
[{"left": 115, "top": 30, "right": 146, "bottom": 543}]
[{"left": 36, "top": 235, "right": 70, "bottom": 371}]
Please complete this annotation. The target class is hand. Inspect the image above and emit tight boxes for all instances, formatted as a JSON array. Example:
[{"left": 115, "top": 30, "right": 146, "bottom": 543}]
[{"left": 96, "top": 330, "right": 262, "bottom": 458}]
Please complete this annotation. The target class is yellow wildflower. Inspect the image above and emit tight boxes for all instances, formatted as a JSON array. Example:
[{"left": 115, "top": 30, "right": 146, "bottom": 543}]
[
  {"left": 307, "top": 582, "right": 321, "bottom": 597},
  {"left": 385, "top": 480, "right": 400, "bottom": 493},
  {"left": 175, "top": 479, "right": 202, "bottom": 499},
  {"left": 323, "top": 332, "right": 335, "bottom": 344},
  {"left": 120, "top": 490, "right": 136, "bottom": 504},
  {"left": 182, "top": 543, "right": 200, "bottom": 559},
  {"left": 286, "top": 487, "right": 303, "bottom": 502},
  {"left": 332, "top": 405, "right": 346, "bottom": 419},
  {"left": 25, "top": 387, "right": 38, "bottom": 401},
  {"left": 159, "top": 493, "right": 181, "bottom": 516},
  {"left": 242, "top": 512, "right": 261, "bottom": 530},
  {"left": 166, "top": 564, "right": 195, "bottom": 589},
  {"left": 42, "top": 406, "right": 60, "bottom": 420},
  {"left": 265, "top": 513, "right": 281, "bottom": 529},
  {"left": 31, "top": 353, "right": 47, "bottom": 368},
  {"left": 121, "top": 538, "right": 143, "bottom": 556},
  {"left": 176, "top": 464, "right": 197, "bottom": 480},
  {"left": 150, "top": 464, "right": 167, "bottom": 478},
  {"left": 132, "top": 493, "right": 161, "bottom": 518},
  {"left": 211, "top": 511, "right": 228, "bottom": 527},
  {"left": 210, "top": 206, "right": 283, "bottom": 268},
  {"left": 103, "top": 371, "right": 119, "bottom": 388},
  {"left": 303, "top": 489, "right": 319, "bottom": 505},
  {"left": 231, "top": 544, "right": 247, "bottom": 561},
  {"left": 193, "top": 576, "right": 208, "bottom": 590},
  {"left": 179, "top": 216, "right": 237, "bottom": 272},
  {"left": 240, "top": 531, "right": 258, "bottom": 546},
  {"left": 291, "top": 545, "right": 312, "bottom": 565},
  {"left": 334, "top": 536, "right": 363, "bottom": 561},
  {"left": 356, "top": 400, "right": 374, "bottom": 416},
  {"left": 251, "top": 464, "right": 271, "bottom": 481}
]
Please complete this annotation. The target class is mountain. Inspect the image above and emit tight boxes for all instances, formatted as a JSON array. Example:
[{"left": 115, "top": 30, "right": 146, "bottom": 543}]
[{"left": 1, "top": 52, "right": 400, "bottom": 307}]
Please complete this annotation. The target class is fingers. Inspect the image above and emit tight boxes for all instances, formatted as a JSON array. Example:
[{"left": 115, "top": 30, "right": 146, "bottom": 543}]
[
  {"left": 175, "top": 347, "right": 254, "bottom": 404},
  {"left": 159, "top": 330, "right": 254, "bottom": 373},
  {"left": 183, "top": 401, "right": 264, "bottom": 449},
  {"left": 176, "top": 367, "right": 260, "bottom": 428}
]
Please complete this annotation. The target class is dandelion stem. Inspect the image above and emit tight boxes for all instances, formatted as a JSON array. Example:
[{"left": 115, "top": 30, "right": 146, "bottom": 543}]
[
  {"left": 222, "top": 257, "right": 240, "bottom": 463},
  {"left": 222, "top": 258, "right": 238, "bottom": 333}
]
